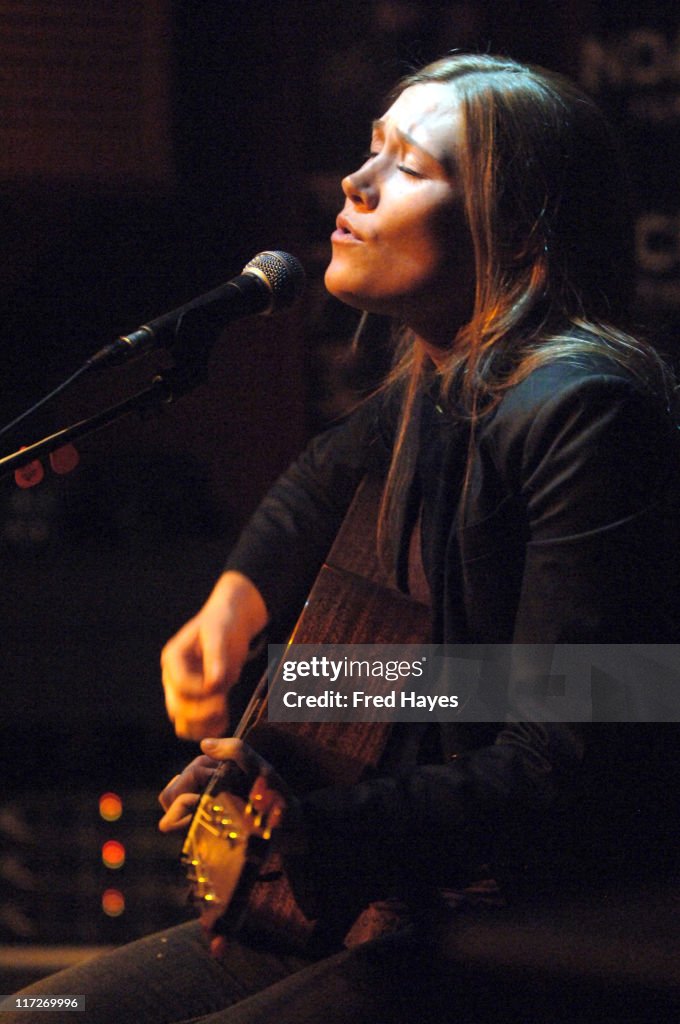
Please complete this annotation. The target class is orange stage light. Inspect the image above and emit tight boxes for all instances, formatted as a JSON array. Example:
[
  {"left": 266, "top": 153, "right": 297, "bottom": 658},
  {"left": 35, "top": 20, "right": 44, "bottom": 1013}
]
[{"left": 99, "top": 792, "right": 123, "bottom": 822}]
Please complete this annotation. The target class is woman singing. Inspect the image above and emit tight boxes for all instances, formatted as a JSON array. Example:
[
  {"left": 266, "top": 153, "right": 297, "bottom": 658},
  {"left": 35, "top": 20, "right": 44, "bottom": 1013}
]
[{"left": 10, "top": 53, "right": 680, "bottom": 1024}]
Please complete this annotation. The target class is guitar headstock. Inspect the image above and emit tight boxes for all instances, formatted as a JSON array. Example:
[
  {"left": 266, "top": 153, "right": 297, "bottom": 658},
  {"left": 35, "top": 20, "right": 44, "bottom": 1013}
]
[{"left": 181, "top": 766, "right": 285, "bottom": 932}]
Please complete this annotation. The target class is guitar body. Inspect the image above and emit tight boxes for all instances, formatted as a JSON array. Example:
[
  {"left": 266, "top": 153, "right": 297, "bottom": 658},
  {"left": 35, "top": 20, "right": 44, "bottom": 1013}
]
[{"left": 182, "top": 476, "right": 430, "bottom": 951}]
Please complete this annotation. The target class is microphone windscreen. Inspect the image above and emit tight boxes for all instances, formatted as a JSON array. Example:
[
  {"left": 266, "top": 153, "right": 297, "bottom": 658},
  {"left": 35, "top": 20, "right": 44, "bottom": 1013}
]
[{"left": 242, "top": 251, "right": 306, "bottom": 311}]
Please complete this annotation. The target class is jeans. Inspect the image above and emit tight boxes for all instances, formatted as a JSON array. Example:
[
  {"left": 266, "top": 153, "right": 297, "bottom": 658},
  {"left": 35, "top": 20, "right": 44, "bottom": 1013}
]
[{"left": 6, "top": 919, "right": 442, "bottom": 1024}]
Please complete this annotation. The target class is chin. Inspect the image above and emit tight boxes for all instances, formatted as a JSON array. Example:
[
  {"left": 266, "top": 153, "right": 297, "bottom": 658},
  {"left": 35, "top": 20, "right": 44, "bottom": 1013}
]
[
  {"left": 324, "top": 264, "right": 389, "bottom": 316},
  {"left": 324, "top": 265, "right": 363, "bottom": 310}
]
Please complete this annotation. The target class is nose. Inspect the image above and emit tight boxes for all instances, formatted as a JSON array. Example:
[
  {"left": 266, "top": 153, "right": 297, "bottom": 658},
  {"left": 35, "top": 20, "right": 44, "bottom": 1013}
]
[{"left": 341, "top": 160, "right": 378, "bottom": 210}]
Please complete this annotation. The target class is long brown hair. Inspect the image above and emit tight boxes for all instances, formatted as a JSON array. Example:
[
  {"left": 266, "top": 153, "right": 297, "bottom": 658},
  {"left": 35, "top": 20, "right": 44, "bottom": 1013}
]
[{"left": 376, "top": 54, "right": 672, "bottom": 561}]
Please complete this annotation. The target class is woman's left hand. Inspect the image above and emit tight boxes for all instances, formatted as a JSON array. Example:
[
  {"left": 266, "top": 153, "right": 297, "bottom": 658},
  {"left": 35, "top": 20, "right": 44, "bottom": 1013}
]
[{"left": 157, "top": 737, "right": 297, "bottom": 834}]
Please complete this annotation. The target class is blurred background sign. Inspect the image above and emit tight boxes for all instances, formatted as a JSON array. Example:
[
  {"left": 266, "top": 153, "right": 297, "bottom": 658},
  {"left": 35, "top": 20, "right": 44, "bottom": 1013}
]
[{"left": 0, "top": 0, "right": 174, "bottom": 189}]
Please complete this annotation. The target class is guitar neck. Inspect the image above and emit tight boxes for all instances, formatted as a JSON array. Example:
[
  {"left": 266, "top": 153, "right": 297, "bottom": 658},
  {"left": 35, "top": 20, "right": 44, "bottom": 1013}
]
[{"left": 185, "top": 475, "right": 431, "bottom": 952}]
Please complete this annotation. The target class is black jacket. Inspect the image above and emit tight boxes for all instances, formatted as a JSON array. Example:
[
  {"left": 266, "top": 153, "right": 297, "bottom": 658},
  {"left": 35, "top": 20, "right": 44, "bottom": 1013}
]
[{"left": 225, "top": 355, "right": 680, "bottom": 925}]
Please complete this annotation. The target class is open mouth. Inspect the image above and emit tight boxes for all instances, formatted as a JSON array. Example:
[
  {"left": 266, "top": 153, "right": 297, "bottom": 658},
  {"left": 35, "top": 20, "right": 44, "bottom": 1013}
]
[{"left": 333, "top": 216, "right": 362, "bottom": 242}]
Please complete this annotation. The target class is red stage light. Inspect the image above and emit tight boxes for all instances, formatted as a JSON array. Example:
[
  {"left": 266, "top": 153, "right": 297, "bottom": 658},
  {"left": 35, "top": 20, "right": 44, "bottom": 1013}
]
[
  {"left": 101, "top": 840, "right": 126, "bottom": 870},
  {"left": 101, "top": 888, "right": 125, "bottom": 917}
]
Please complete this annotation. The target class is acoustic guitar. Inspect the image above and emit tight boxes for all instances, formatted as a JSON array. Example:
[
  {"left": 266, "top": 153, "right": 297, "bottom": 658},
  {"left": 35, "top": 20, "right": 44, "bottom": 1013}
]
[{"left": 180, "top": 476, "right": 430, "bottom": 951}]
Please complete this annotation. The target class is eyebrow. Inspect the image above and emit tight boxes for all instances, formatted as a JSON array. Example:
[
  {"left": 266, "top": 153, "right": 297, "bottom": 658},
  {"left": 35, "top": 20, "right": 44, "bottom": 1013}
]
[{"left": 371, "top": 118, "right": 450, "bottom": 173}]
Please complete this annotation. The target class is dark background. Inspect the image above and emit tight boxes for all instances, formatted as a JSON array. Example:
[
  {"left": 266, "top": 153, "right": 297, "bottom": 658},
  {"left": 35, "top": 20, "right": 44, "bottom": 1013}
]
[{"left": 0, "top": 0, "right": 679, "bottom": 952}]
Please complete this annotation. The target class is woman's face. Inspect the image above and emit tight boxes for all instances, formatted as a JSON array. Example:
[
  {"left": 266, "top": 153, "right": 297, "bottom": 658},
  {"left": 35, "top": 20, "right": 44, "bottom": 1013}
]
[{"left": 325, "top": 82, "right": 475, "bottom": 349}]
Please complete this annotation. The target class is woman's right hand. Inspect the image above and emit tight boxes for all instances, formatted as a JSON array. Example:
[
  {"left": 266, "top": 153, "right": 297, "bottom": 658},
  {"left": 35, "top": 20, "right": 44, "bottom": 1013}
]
[{"left": 160, "top": 571, "right": 268, "bottom": 740}]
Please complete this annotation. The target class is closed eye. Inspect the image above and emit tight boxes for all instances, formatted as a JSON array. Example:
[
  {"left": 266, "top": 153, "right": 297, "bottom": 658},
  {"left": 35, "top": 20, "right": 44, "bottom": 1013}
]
[{"left": 362, "top": 148, "right": 423, "bottom": 178}]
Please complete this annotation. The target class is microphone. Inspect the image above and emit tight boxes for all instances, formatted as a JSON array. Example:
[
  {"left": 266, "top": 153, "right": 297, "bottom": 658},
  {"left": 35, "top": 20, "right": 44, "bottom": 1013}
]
[{"left": 87, "top": 250, "right": 305, "bottom": 369}]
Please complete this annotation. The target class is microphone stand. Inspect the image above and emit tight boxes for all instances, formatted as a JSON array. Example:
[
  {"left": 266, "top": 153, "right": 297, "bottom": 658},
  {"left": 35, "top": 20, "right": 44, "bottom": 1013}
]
[{"left": 0, "top": 309, "right": 216, "bottom": 481}]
